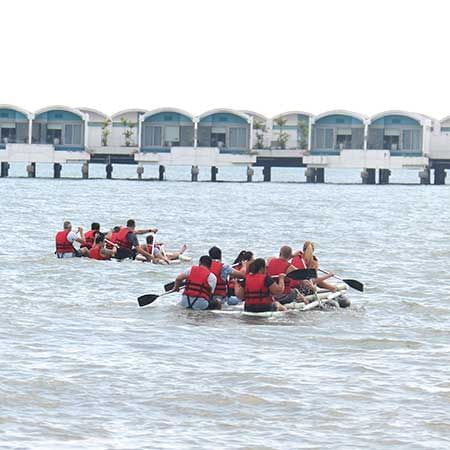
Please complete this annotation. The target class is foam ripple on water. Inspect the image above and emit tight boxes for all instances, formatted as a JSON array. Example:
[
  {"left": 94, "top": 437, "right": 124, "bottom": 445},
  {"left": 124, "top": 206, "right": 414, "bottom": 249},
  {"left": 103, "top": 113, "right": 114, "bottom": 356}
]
[{"left": 1, "top": 168, "right": 450, "bottom": 449}]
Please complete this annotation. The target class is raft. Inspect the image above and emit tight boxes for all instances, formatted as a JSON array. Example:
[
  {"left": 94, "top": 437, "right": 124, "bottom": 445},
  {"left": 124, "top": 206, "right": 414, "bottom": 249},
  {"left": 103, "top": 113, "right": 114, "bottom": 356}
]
[{"left": 212, "top": 285, "right": 350, "bottom": 318}]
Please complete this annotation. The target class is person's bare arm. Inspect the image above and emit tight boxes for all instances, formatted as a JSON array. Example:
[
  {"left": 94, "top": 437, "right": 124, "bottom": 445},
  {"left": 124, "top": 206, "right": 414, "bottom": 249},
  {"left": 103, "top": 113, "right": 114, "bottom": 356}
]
[
  {"left": 269, "top": 274, "right": 285, "bottom": 295},
  {"left": 136, "top": 245, "right": 155, "bottom": 262},
  {"left": 234, "top": 280, "right": 245, "bottom": 300},
  {"left": 174, "top": 272, "right": 188, "bottom": 290},
  {"left": 135, "top": 227, "right": 158, "bottom": 235},
  {"left": 74, "top": 227, "right": 85, "bottom": 244}
]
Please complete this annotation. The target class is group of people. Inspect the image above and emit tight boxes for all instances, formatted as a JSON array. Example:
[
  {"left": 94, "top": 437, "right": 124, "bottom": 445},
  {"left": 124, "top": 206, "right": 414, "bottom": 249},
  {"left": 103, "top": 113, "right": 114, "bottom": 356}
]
[
  {"left": 55, "top": 219, "right": 187, "bottom": 263},
  {"left": 173, "top": 243, "right": 339, "bottom": 313}
]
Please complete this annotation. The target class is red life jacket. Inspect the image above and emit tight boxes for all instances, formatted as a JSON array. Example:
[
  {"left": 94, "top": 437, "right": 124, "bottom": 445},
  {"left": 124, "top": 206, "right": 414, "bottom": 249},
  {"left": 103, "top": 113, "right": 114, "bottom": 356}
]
[
  {"left": 244, "top": 273, "right": 273, "bottom": 307},
  {"left": 184, "top": 265, "right": 212, "bottom": 301},
  {"left": 105, "top": 231, "right": 118, "bottom": 249},
  {"left": 55, "top": 230, "right": 75, "bottom": 254},
  {"left": 290, "top": 253, "right": 307, "bottom": 288},
  {"left": 210, "top": 260, "right": 227, "bottom": 297},
  {"left": 81, "top": 230, "right": 97, "bottom": 249},
  {"left": 267, "top": 258, "right": 291, "bottom": 294},
  {"left": 115, "top": 227, "right": 133, "bottom": 249},
  {"left": 142, "top": 243, "right": 160, "bottom": 254},
  {"left": 89, "top": 245, "right": 109, "bottom": 260}
]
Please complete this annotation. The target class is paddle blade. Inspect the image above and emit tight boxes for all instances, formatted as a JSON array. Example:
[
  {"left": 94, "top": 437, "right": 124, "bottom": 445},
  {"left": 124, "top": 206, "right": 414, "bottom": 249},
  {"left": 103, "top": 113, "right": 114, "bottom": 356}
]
[
  {"left": 137, "top": 294, "right": 159, "bottom": 307},
  {"left": 343, "top": 279, "right": 364, "bottom": 292},
  {"left": 287, "top": 268, "right": 317, "bottom": 281}
]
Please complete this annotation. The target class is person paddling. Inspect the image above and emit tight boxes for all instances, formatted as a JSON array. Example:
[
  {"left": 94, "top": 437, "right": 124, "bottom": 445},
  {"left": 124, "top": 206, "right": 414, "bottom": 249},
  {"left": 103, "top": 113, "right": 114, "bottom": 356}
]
[
  {"left": 208, "top": 246, "right": 247, "bottom": 306},
  {"left": 267, "top": 245, "right": 305, "bottom": 304},
  {"left": 55, "top": 221, "right": 89, "bottom": 258},
  {"left": 234, "top": 258, "right": 286, "bottom": 313},
  {"left": 174, "top": 255, "right": 221, "bottom": 310},
  {"left": 88, "top": 233, "right": 117, "bottom": 260},
  {"left": 108, "top": 219, "right": 157, "bottom": 261}
]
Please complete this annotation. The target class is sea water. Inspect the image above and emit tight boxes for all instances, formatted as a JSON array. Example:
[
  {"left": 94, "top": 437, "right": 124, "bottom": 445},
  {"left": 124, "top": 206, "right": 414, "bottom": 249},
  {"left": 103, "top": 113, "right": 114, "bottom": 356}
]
[{"left": 1, "top": 167, "right": 449, "bottom": 449}]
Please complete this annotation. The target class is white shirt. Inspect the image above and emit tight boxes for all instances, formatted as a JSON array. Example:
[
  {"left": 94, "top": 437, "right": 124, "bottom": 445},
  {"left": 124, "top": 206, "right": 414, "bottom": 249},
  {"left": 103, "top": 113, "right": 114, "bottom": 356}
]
[{"left": 66, "top": 231, "right": 78, "bottom": 243}]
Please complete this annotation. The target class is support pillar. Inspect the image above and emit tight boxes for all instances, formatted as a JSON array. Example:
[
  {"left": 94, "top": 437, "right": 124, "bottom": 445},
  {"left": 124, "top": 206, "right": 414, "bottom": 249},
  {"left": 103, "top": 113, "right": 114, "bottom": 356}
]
[
  {"left": 434, "top": 167, "right": 446, "bottom": 185},
  {"left": 137, "top": 165, "right": 144, "bottom": 180},
  {"left": 263, "top": 165, "right": 271, "bottom": 182},
  {"left": 316, "top": 167, "right": 325, "bottom": 183},
  {"left": 1, "top": 162, "right": 10, "bottom": 177},
  {"left": 53, "top": 163, "right": 62, "bottom": 179},
  {"left": 418, "top": 167, "right": 430, "bottom": 185},
  {"left": 191, "top": 165, "right": 199, "bottom": 182},
  {"left": 26, "top": 162, "right": 36, "bottom": 178},
  {"left": 246, "top": 165, "right": 254, "bottom": 182},
  {"left": 361, "top": 168, "right": 375, "bottom": 184},
  {"left": 106, "top": 163, "right": 113, "bottom": 180},
  {"left": 81, "top": 162, "right": 89, "bottom": 179},
  {"left": 159, "top": 165, "right": 165, "bottom": 181},
  {"left": 378, "top": 169, "right": 391, "bottom": 185},
  {"left": 211, "top": 166, "right": 218, "bottom": 182},
  {"left": 305, "top": 167, "right": 316, "bottom": 183}
]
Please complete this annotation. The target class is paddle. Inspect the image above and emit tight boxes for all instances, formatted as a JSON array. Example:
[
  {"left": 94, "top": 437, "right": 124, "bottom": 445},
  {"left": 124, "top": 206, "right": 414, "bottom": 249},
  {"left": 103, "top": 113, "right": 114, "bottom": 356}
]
[
  {"left": 318, "top": 268, "right": 364, "bottom": 292},
  {"left": 163, "top": 268, "right": 316, "bottom": 292},
  {"left": 138, "top": 289, "right": 177, "bottom": 308}
]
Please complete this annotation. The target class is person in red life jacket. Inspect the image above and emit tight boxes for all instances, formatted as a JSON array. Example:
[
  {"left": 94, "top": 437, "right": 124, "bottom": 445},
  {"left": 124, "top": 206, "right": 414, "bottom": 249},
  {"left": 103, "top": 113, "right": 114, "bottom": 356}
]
[
  {"left": 111, "top": 219, "right": 158, "bottom": 261},
  {"left": 88, "top": 233, "right": 117, "bottom": 260},
  {"left": 105, "top": 226, "right": 121, "bottom": 249},
  {"left": 174, "top": 255, "right": 221, "bottom": 310},
  {"left": 266, "top": 245, "right": 306, "bottom": 304},
  {"left": 234, "top": 258, "right": 287, "bottom": 313},
  {"left": 208, "top": 246, "right": 247, "bottom": 305},
  {"left": 227, "top": 250, "right": 254, "bottom": 304},
  {"left": 289, "top": 248, "right": 316, "bottom": 295},
  {"left": 55, "top": 221, "right": 89, "bottom": 258},
  {"left": 81, "top": 222, "right": 101, "bottom": 250}
]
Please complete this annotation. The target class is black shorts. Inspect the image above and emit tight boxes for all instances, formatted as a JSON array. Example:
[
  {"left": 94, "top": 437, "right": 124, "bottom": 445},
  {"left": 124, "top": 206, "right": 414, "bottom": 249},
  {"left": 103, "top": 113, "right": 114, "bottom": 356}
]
[{"left": 244, "top": 303, "right": 276, "bottom": 313}]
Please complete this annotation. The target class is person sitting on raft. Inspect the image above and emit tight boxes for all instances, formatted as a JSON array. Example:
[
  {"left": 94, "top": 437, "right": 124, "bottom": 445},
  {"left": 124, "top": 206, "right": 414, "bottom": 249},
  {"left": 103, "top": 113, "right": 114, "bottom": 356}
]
[
  {"left": 174, "top": 255, "right": 221, "bottom": 310},
  {"left": 234, "top": 258, "right": 287, "bottom": 313},
  {"left": 291, "top": 241, "right": 337, "bottom": 295},
  {"left": 106, "top": 219, "right": 157, "bottom": 261},
  {"left": 208, "top": 246, "right": 247, "bottom": 306},
  {"left": 80, "top": 222, "right": 101, "bottom": 250},
  {"left": 141, "top": 235, "right": 188, "bottom": 263},
  {"left": 267, "top": 245, "right": 305, "bottom": 304},
  {"left": 55, "top": 221, "right": 89, "bottom": 258},
  {"left": 227, "top": 250, "right": 254, "bottom": 305},
  {"left": 88, "top": 233, "right": 117, "bottom": 260}
]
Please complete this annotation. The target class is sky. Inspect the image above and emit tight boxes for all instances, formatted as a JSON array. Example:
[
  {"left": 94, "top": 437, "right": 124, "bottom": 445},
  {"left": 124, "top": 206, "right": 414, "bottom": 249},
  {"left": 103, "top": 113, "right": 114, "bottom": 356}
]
[{"left": 1, "top": 0, "right": 450, "bottom": 119}]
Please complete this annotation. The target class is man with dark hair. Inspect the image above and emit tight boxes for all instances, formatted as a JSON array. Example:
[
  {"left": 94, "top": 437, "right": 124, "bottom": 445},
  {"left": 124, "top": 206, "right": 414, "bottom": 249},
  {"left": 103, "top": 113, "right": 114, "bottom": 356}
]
[
  {"left": 174, "top": 256, "right": 221, "bottom": 310},
  {"left": 107, "top": 219, "right": 158, "bottom": 261},
  {"left": 208, "top": 246, "right": 246, "bottom": 305},
  {"left": 81, "top": 222, "right": 101, "bottom": 250}
]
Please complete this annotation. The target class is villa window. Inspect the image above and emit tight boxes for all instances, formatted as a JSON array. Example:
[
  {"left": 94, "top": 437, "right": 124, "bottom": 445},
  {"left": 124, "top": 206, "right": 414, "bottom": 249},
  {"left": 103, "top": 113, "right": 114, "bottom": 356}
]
[{"left": 164, "top": 126, "right": 180, "bottom": 146}]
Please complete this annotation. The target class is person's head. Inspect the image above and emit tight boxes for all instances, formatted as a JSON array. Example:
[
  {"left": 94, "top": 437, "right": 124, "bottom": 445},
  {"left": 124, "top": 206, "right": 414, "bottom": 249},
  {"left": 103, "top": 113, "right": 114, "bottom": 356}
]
[
  {"left": 303, "top": 241, "right": 315, "bottom": 253},
  {"left": 95, "top": 233, "right": 105, "bottom": 245},
  {"left": 279, "top": 245, "right": 292, "bottom": 260},
  {"left": 146, "top": 235, "right": 154, "bottom": 245},
  {"left": 63, "top": 221, "right": 72, "bottom": 231},
  {"left": 199, "top": 255, "right": 212, "bottom": 268},
  {"left": 249, "top": 258, "right": 266, "bottom": 274},
  {"left": 232, "top": 250, "right": 254, "bottom": 265},
  {"left": 113, "top": 226, "right": 121, "bottom": 233},
  {"left": 208, "top": 246, "right": 222, "bottom": 260},
  {"left": 126, "top": 219, "right": 136, "bottom": 230},
  {"left": 91, "top": 222, "right": 100, "bottom": 231}
]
